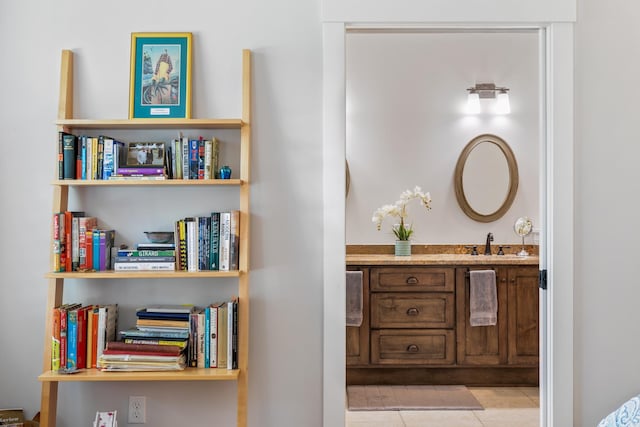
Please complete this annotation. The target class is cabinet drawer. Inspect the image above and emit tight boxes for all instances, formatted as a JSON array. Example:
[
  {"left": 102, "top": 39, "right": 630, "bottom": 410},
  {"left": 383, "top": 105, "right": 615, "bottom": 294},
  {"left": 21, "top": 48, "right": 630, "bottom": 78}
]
[
  {"left": 371, "top": 329, "right": 455, "bottom": 365},
  {"left": 371, "top": 293, "right": 454, "bottom": 329},
  {"left": 371, "top": 267, "right": 454, "bottom": 292}
]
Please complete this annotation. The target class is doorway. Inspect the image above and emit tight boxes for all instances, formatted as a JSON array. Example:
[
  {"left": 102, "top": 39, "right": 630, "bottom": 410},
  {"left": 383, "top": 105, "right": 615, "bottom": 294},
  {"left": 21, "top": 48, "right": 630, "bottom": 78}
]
[
  {"left": 344, "top": 28, "right": 541, "bottom": 426},
  {"left": 322, "top": 22, "right": 575, "bottom": 427}
]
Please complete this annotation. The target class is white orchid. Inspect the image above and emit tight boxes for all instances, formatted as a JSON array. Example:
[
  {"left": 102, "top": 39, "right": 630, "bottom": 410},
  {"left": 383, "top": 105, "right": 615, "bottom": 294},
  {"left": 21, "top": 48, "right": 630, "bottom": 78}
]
[{"left": 372, "top": 186, "right": 432, "bottom": 240}]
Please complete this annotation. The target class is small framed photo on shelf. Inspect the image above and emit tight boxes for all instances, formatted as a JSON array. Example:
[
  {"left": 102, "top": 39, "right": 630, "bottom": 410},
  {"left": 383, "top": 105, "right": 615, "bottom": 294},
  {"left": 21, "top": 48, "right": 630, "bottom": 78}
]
[
  {"left": 129, "top": 32, "right": 192, "bottom": 119},
  {"left": 126, "top": 142, "right": 166, "bottom": 167}
]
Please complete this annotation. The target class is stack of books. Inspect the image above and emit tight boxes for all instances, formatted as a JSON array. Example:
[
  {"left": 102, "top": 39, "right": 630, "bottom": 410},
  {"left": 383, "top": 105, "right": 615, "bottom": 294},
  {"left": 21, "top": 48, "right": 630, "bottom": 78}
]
[
  {"left": 119, "top": 304, "right": 192, "bottom": 348},
  {"left": 113, "top": 245, "right": 176, "bottom": 272},
  {"left": 97, "top": 341, "right": 185, "bottom": 372}
]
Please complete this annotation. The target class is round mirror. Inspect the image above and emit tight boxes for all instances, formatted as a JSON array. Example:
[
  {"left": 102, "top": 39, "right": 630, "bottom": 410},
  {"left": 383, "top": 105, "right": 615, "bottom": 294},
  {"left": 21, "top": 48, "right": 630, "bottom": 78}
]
[
  {"left": 454, "top": 134, "right": 519, "bottom": 222},
  {"left": 514, "top": 216, "right": 533, "bottom": 256}
]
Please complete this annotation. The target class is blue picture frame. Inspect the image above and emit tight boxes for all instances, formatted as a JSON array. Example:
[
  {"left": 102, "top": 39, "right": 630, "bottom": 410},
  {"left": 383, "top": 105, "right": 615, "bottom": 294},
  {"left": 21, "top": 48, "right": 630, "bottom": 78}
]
[{"left": 129, "top": 32, "right": 192, "bottom": 119}]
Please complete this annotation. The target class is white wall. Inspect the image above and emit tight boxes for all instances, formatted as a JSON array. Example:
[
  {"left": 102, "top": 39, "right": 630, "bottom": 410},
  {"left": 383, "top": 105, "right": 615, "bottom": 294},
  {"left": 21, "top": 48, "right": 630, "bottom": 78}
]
[
  {"left": 346, "top": 31, "right": 540, "bottom": 245},
  {"left": 0, "top": 1, "right": 323, "bottom": 426},
  {"left": 574, "top": 0, "right": 640, "bottom": 424}
]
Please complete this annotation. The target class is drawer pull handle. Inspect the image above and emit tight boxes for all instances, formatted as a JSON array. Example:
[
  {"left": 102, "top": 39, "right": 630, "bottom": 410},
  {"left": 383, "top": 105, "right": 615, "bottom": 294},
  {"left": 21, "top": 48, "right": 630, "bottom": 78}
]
[
  {"left": 406, "top": 277, "right": 419, "bottom": 284},
  {"left": 406, "top": 307, "right": 420, "bottom": 316},
  {"left": 407, "top": 344, "right": 419, "bottom": 353}
]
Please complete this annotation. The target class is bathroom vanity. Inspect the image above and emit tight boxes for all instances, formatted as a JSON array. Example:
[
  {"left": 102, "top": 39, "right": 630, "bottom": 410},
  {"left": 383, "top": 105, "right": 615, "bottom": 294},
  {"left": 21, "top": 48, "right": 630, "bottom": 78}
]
[{"left": 346, "top": 247, "right": 539, "bottom": 386}]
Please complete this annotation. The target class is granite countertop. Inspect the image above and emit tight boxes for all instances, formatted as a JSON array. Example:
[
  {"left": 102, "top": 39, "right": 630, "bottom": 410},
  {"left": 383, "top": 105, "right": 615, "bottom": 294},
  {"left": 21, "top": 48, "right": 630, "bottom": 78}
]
[{"left": 346, "top": 253, "right": 539, "bottom": 266}]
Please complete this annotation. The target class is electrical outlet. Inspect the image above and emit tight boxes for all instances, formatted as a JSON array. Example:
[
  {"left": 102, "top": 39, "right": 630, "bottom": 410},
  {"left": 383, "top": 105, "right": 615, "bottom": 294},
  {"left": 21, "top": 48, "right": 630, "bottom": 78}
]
[{"left": 128, "top": 396, "right": 146, "bottom": 424}]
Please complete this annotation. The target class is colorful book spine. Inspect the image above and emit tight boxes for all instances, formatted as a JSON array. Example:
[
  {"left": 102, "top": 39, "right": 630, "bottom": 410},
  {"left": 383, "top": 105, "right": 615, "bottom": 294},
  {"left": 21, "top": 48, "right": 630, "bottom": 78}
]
[
  {"left": 62, "top": 133, "right": 77, "bottom": 179},
  {"left": 66, "top": 308, "right": 78, "bottom": 369},
  {"left": 96, "top": 136, "right": 104, "bottom": 180},
  {"left": 189, "top": 139, "right": 199, "bottom": 179},
  {"left": 178, "top": 219, "right": 187, "bottom": 271},
  {"left": 57, "top": 131, "right": 64, "bottom": 179},
  {"left": 51, "top": 307, "right": 61, "bottom": 371},
  {"left": 197, "top": 309, "right": 206, "bottom": 368},
  {"left": 59, "top": 306, "right": 68, "bottom": 368},
  {"left": 209, "top": 304, "right": 218, "bottom": 368},
  {"left": 204, "top": 307, "right": 210, "bottom": 368},
  {"left": 80, "top": 136, "right": 87, "bottom": 180},
  {"left": 113, "top": 262, "right": 176, "bottom": 271},
  {"left": 185, "top": 217, "right": 198, "bottom": 272},
  {"left": 181, "top": 136, "right": 190, "bottom": 180},
  {"left": 117, "top": 250, "right": 176, "bottom": 257},
  {"left": 197, "top": 137, "right": 205, "bottom": 180},
  {"left": 114, "top": 256, "right": 176, "bottom": 263},
  {"left": 217, "top": 302, "right": 228, "bottom": 370},
  {"left": 92, "top": 228, "right": 101, "bottom": 271},
  {"left": 115, "top": 167, "right": 165, "bottom": 175},
  {"left": 76, "top": 306, "right": 89, "bottom": 369},
  {"left": 102, "top": 137, "right": 114, "bottom": 180},
  {"left": 204, "top": 139, "right": 213, "bottom": 179},
  {"left": 52, "top": 212, "right": 62, "bottom": 272},
  {"left": 86, "top": 230, "right": 94, "bottom": 272},
  {"left": 90, "top": 306, "right": 99, "bottom": 368},
  {"left": 209, "top": 212, "right": 220, "bottom": 270},
  {"left": 78, "top": 217, "right": 97, "bottom": 271},
  {"left": 219, "top": 212, "right": 231, "bottom": 271},
  {"left": 229, "top": 210, "right": 240, "bottom": 271}
]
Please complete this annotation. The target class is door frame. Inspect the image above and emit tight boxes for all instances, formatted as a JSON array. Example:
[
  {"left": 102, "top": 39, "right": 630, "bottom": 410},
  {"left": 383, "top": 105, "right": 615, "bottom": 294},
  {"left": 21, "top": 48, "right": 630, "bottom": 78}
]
[{"left": 322, "top": 22, "right": 574, "bottom": 427}]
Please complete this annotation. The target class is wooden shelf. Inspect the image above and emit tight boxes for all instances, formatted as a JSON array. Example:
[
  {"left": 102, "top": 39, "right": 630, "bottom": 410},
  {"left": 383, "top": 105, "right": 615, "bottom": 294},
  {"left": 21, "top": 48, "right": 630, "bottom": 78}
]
[
  {"left": 45, "top": 270, "right": 242, "bottom": 279},
  {"left": 39, "top": 368, "right": 239, "bottom": 382},
  {"left": 56, "top": 118, "right": 243, "bottom": 129},
  {"left": 52, "top": 179, "right": 244, "bottom": 187}
]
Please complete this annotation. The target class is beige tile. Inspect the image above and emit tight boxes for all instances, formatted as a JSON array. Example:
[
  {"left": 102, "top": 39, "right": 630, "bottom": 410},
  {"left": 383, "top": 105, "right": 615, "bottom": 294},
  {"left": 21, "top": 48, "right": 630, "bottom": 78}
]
[
  {"left": 346, "top": 410, "right": 405, "bottom": 427},
  {"left": 401, "top": 410, "right": 483, "bottom": 427},
  {"left": 468, "top": 387, "right": 538, "bottom": 408},
  {"left": 474, "top": 408, "right": 539, "bottom": 427}
]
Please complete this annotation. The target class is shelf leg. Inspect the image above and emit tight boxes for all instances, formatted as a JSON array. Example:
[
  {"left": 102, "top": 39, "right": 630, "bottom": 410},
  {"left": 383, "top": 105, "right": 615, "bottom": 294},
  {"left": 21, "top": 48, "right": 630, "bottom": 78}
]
[{"left": 40, "top": 382, "right": 58, "bottom": 427}]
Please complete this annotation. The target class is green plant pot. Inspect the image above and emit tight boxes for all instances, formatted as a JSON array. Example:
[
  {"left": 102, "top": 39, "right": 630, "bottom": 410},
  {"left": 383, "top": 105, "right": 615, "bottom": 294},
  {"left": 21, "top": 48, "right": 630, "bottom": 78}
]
[{"left": 395, "top": 240, "right": 411, "bottom": 256}]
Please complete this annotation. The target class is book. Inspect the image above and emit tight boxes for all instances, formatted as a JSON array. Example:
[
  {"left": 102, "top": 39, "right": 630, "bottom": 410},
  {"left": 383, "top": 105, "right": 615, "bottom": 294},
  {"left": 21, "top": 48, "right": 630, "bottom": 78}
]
[
  {"left": 96, "top": 135, "right": 105, "bottom": 179},
  {"left": 204, "top": 306, "right": 210, "bottom": 368},
  {"left": 76, "top": 305, "right": 90, "bottom": 369},
  {"left": 120, "top": 327, "right": 189, "bottom": 340},
  {"left": 57, "top": 131, "right": 65, "bottom": 179},
  {"left": 176, "top": 219, "right": 187, "bottom": 271},
  {"left": 90, "top": 306, "right": 99, "bottom": 368},
  {"left": 51, "top": 307, "right": 61, "bottom": 371},
  {"left": 85, "top": 230, "right": 94, "bottom": 272},
  {"left": 106, "top": 341, "right": 181, "bottom": 355},
  {"left": 78, "top": 217, "right": 98, "bottom": 270},
  {"left": 197, "top": 137, "right": 205, "bottom": 180},
  {"left": 228, "top": 297, "right": 238, "bottom": 369},
  {"left": 136, "top": 318, "right": 190, "bottom": 328},
  {"left": 219, "top": 212, "right": 231, "bottom": 271},
  {"left": 115, "top": 166, "right": 166, "bottom": 175},
  {"left": 198, "top": 216, "right": 211, "bottom": 271},
  {"left": 196, "top": 308, "right": 206, "bottom": 368},
  {"left": 92, "top": 228, "right": 101, "bottom": 271},
  {"left": 208, "top": 304, "right": 219, "bottom": 368},
  {"left": 62, "top": 133, "right": 77, "bottom": 179},
  {"left": 209, "top": 212, "right": 220, "bottom": 270},
  {"left": 136, "top": 309, "right": 191, "bottom": 320},
  {"left": 185, "top": 217, "right": 198, "bottom": 272},
  {"left": 66, "top": 307, "right": 78, "bottom": 369},
  {"left": 86, "top": 305, "right": 95, "bottom": 369},
  {"left": 114, "top": 262, "right": 176, "bottom": 271},
  {"left": 124, "top": 338, "right": 188, "bottom": 349},
  {"left": 145, "top": 304, "right": 195, "bottom": 313},
  {"left": 189, "top": 139, "right": 199, "bottom": 179},
  {"left": 96, "top": 304, "right": 118, "bottom": 363},
  {"left": 114, "top": 256, "right": 175, "bottom": 263},
  {"left": 65, "top": 211, "right": 85, "bottom": 272},
  {"left": 117, "top": 249, "right": 175, "bottom": 257},
  {"left": 52, "top": 212, "right": 62, "bottom": 272},
  {"left": 229, "top": 210, "right": 240, "bottom": 271},
  {"left": 204, "top": 139, "right": 213, "bottom": 179},
  {"left": 181, "top": 136, "right": 190, "bottom": 180},
  {"left": 216, "top": 302, "right": 228, "bottom": 370},
  {"left": 135, "top": 242, "right": 176, "bottom": 250}
]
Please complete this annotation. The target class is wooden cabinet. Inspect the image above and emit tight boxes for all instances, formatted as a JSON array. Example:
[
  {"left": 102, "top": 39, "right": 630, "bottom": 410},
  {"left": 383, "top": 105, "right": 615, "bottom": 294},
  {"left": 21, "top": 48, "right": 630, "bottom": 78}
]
[
  {"left": 38, "top": 49, "right": 252, "bottom": 427},
  {"left": 346, "top": 258, "right": 539, "bottom": 386},
  {"left": 507, "top": 266, "right": 540, "bottom": 365}
]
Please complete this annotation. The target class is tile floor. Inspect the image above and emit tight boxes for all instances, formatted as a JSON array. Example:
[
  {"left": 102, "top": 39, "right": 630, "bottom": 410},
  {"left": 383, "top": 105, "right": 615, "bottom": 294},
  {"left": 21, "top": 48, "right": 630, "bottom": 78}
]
[{"left": 346, "top": 387, "right": 539, "bottom": 427}]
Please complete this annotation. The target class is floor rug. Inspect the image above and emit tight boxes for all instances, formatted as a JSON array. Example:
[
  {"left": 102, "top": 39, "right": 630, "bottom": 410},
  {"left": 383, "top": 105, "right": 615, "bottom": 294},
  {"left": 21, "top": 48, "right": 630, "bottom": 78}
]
[{"left": 346, "top": 385, "right": 484, "bottom": 411}]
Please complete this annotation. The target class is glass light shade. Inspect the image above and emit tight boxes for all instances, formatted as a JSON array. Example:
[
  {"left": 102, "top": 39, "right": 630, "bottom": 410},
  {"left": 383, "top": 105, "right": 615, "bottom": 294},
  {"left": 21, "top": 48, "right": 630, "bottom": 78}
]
[
  {"left": 495, "top": 91, "right": 511, "bottom": 114},
  {"left": 466, "top": 92, "right": 481, "bottom": 114}
]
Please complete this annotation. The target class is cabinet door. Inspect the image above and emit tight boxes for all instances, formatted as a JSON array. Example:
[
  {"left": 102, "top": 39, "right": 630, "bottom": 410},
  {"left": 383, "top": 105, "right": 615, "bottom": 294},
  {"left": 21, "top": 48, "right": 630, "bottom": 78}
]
[
  {"left": 507, "top": 266, "right": 539, "bottom": 365},
  {"left": 456, "top": 267, "right": 508, "bottom": 365},
  {"left": 346, "top": 267, "right": 369, "bottom": 365}
]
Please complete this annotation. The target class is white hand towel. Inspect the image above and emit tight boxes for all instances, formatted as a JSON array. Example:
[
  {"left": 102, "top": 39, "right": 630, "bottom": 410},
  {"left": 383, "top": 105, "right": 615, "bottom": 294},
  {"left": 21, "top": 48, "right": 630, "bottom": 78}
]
[{"left": 469, "top": 270, "right": 497, "bottom": 326}]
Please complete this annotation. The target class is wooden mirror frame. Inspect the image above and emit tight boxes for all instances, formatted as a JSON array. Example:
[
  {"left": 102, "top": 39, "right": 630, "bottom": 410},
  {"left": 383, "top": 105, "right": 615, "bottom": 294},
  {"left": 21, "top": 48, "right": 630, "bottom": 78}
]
[{"left": 454, "top": 133, "right": 519, "bottom": 223}]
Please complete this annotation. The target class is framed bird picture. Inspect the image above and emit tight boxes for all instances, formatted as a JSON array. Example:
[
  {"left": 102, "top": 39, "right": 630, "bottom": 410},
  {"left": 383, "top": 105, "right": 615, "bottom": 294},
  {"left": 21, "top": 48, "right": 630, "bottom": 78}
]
[{"left": 129, "top": 32, "right": 192, "bottom": 119}]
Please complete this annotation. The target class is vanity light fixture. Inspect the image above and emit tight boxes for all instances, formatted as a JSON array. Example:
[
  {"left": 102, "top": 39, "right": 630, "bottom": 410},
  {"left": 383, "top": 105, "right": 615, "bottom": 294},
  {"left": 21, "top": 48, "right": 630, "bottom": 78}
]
[{"left": 466, "top": 83, "right": 510, "bottom": 115}]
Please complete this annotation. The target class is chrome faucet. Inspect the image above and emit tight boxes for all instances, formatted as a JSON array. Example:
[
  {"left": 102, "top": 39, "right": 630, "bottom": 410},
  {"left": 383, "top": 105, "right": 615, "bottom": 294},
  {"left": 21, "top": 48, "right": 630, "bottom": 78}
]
[{"left": 484, "top": 232, "right": 494, "bottom": 255}]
